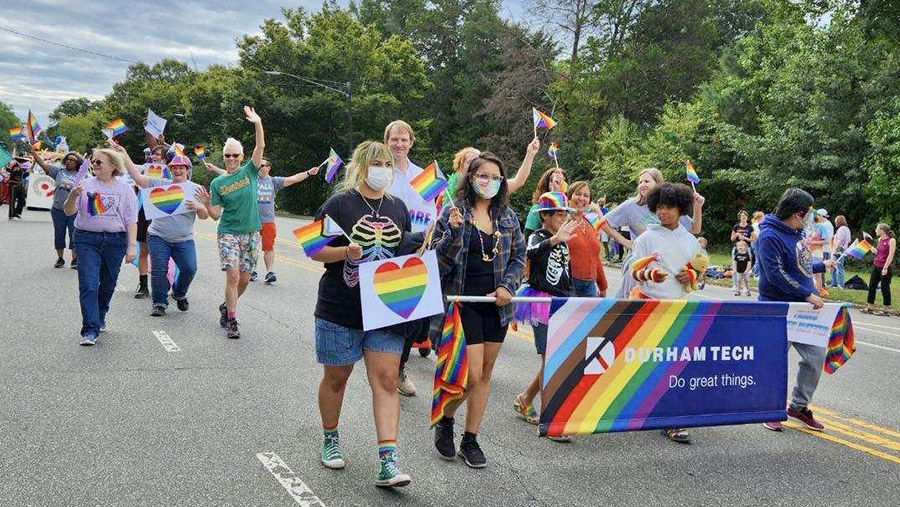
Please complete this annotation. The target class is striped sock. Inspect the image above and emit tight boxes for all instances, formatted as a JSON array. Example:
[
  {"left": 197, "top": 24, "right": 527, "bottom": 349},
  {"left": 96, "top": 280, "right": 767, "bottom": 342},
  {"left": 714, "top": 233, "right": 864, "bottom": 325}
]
[
  {"left": 323, "top": 424, "right": 338, "bottom": 437},
  {"left": 378, "top": 439, "right": 397, "bottom": 460}
]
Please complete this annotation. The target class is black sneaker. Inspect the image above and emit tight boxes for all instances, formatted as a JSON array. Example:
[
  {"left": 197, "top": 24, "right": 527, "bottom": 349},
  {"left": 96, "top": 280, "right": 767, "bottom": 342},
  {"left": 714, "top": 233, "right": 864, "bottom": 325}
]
[
  {"left": 219, "top": 302, "right": 228, "bottom": 327},
  {"left": 225, "top": 318, "right": 241, "bottom": 339},
  {"left": 70, "top": 258, "right": 77, "bottom": 269},
  {"left": 249, "top": 271, "right": 258, "bottom": 282},
  {"left": 434, "top": 417, "right": 456, "bottom": 460},
  {"left": 264, "top": 271, "right": 276, "bottom": 285},
  {"left": 54, "top": 258, "right": 65, "bottom": 268},
  {"left": 150, "top": 306, "right": 166, "bottom": 317},
  {"left": 176, "top": 298, "right": 189, "bottom": 312},
  {"left": 458, "top": 434, "right": 486, "bottom": 468},
  {"left": 134, "top": 284, "right": 149, "bottom": 299}
]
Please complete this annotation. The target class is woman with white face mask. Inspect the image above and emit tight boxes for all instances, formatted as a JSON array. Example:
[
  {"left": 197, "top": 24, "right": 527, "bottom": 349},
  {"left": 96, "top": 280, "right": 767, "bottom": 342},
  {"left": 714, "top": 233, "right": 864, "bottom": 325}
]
[{"left": 307, "top": 140, "right": 422, "bottom": 489}]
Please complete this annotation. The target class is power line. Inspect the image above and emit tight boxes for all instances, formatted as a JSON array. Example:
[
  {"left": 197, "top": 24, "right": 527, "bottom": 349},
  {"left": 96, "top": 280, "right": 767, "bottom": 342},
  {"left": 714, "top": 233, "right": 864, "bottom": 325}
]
[{"left": 0, "top": 26, "right": 139, "bottom": 65}]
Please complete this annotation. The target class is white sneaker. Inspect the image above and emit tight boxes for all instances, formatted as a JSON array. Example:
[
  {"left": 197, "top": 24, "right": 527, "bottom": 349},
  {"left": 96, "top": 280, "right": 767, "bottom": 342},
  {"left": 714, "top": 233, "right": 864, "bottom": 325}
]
[{"left": 398, "top": 371, "right": 417, "bottom": 396}]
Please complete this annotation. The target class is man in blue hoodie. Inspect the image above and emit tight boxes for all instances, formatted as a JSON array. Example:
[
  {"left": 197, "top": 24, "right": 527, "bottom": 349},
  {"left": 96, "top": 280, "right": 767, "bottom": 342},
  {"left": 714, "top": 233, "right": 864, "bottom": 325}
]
[{"left": 756, "top": 188, "right": 836, "bottom": 432}]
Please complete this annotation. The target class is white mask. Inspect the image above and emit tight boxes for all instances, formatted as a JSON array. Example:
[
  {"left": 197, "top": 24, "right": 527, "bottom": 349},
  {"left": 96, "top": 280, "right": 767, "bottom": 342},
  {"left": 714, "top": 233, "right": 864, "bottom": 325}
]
[{"left": 366, "top": 165, "right": 392, "bottom": 192}]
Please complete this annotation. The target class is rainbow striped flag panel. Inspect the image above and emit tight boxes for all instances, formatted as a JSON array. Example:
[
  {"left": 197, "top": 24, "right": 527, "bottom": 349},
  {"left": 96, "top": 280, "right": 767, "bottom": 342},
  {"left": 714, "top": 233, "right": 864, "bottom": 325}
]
[
  {"left": 324, "top": 148, "right": 344, "bottom": 184},
  {"left": 26, "top": 110, "right": 42, "bottom": 141},
  {"left": 106, "top": 118, "right": 128, "bottom": 137},
  {"left": 844, "top": 239, "right": 874, "bottom": 260},
  {"left": 9, "top": 126, "right": 26, "bottom": 141},
  {"left": 432, "top": 302, "right": 469, "bottom": 426},
  {"left": 685, "top": 159, "right": 700, "bottom": 184},
  {"left": 539, "top": 298, "right": 790, "bottom": 437},
  {"left": 410, "top": 161, "right": 448, "bottom": 202},
  {"left": 532, "top": 107, "right": 558, "bottom": 130}
]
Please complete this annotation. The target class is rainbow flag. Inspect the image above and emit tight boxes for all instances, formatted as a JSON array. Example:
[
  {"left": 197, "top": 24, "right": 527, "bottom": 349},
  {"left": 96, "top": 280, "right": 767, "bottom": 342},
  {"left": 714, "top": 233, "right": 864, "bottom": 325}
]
[
  {"left": 293, "top": 215, "right": 345, "bottom": 257},
  {"left": 26, "top": 110, "right": 42, "bottom": 141},
  {"left": 87, "top": 192, "right": 106, "bottom": 216},
  {"left": 172, "top": 143, "right": 185, "bottom": 157},
  {"left": 194, "top": 146, "right": 206, "bottom": 160},
  {"left": 583, "top": 212, "right": 603, "bottom": 231},
  {"left": 432, "top": 302, "right": 469, "bottom": 426},
  {"left": 825, "top": 307, "right": 855, "bottom": 374},
  {"left": 844, "top": 239, "right": 874, "bottom": 260},
  {"left": 540, "top": 298, "right": 789, "bottom": 436},
  {"left": 106, "top": 119, "right": 128, "bottom": 137},
  {"left": 8, "top": 126, "right": 26, "bottom": 141},
  {"left": 532, "top": 107, "right": 557, "bottom": 131},
  {"left": 410, "top": 161, "right": 448, "bottom": 202},
  {"left": 685, "top": 159, "right": 700, "bottom": 184},
  {"left": 324, "top": 148, "right": 343, "bottom": 184},
  {"left": 548, "top": 142, "right": 559, "bottom": 161}
]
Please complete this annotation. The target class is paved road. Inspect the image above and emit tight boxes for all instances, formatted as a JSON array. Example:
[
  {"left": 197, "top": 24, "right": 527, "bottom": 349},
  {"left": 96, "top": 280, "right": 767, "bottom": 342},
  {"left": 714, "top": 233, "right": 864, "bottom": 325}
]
[{"left": 1, "top": 210, "right": 898, "bottom": 507}]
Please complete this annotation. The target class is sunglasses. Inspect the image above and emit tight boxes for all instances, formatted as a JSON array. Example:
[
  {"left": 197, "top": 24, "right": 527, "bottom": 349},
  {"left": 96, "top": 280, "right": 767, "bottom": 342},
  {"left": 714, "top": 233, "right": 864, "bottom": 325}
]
[
  {"left": 91, "top": 159, "right": 103, "bottom": 167},
  {"left": 223, "top": 153, "right": 241, "bottom": 159}
]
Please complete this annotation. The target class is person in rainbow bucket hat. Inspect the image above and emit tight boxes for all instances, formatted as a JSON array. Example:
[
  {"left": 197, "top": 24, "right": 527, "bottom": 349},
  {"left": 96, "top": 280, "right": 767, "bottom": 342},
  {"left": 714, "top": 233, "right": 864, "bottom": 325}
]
[{"left": 512, "top": 190, "right": 577, "bottom": 442}]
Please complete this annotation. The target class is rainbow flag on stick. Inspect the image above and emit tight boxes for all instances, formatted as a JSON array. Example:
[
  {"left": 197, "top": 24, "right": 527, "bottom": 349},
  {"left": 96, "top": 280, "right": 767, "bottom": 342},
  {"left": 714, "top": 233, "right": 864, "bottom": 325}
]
[
  {"left": 582, "top": 212, "right": 604, "bottom": 231},
  {"left": 105, "top": 119, "right": 128, "bottom": 138},
  {"left": 194, "top": 146, "right": 206, "bottom": 160},
  {"left": 548, "top": 142, "right": 560, "bottom": 168},
  {"left": 432, "top": 302, "right": 469, "bottom": 426},
  {"left": 26, "top": 110, "right": 42, "bottom": 142},
  {"left": 410, "top": 161, "right": 448, "bottom": 202},
  {"left": 685, "top": 159, "right": 700, "bottom": 185},
  {"left": 292, "top": 215, "right": 347, "bottom": 257},
  {"left": 843, "top": 239, "right": 874, "bottom": 260},
  {"left": 324, "top": 148, "right": 343, "bottom": 184},
  {"left": 8, "top": 126, "right": 26, "bottom": 142},
  {"left": 532, "top": 107, "right": 557, "bottom": 137}
]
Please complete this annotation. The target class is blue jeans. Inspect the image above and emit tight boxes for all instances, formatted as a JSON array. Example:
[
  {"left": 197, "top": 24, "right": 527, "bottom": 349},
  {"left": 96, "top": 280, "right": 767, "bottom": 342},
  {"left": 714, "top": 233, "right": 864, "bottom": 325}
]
[
  {"left": 73, "top": 230, "right": 128, "bottom": 338},
  {"left": 751, "top": 242, "right": 760, "bottom": 278},
  {"left": 51, "top": 207, "right": 76, "bottom": 251},
  {"left": 572, "top": 278, "right": 598, "bottom": 297},
  {"left": 147, "top": 235, "right": 197, "bottom": 308},
  {"left": 831, "top": 249, "right": 846, "bottom": 288}
]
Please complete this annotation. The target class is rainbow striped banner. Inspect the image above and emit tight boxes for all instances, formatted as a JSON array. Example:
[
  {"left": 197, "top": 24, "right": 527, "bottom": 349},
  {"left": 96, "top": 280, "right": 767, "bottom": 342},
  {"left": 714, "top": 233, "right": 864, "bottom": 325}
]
[
  {"left": 26, "top": 110, "right": 42, "bottom": 141},
  {"left": 106, "top": 118, "right": 128, "bottom": 137},
  {"left": 8, "top": 126, "right": 26, "bottom": 141},
  {"left": 540, "top": 298, "right": 790, "bottom": 437},
  {"left": 432, "top": 302, "right": 469, "bottom": 426},
  {"left": 409, "top": 161, "right": 447, "bottom": 202}
]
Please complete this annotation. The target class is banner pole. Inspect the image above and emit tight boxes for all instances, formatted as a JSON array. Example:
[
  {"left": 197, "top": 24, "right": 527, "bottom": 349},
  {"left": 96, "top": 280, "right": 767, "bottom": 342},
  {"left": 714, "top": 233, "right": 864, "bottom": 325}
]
[{"left": 444, "top": 295, "right": 851, "bottom": 308}]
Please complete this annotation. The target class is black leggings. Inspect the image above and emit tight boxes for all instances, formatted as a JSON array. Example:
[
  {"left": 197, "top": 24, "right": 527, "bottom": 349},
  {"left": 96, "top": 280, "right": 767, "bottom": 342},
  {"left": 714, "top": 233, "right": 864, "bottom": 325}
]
[{"left": 867, "top": 266, "right": 893, "bottom": 306}]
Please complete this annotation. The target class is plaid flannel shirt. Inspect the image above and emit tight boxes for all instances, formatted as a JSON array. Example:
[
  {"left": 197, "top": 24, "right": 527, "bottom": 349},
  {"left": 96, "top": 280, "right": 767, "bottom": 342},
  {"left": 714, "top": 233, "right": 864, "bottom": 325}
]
[{"left": 428, "top": 203, "right": 526, "bottom": 343}]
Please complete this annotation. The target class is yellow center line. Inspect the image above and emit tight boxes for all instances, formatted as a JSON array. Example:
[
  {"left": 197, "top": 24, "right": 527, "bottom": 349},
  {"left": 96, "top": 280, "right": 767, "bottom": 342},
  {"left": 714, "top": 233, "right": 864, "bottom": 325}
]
[
  {"left": 812, "top": 417, "right": 900, "bottom": 452},
  {"left": 783, "top": 421, "right": 900, "bottom": 465},
  {"left": 810, "top": 405, "right": 900, "bottom": 440}
]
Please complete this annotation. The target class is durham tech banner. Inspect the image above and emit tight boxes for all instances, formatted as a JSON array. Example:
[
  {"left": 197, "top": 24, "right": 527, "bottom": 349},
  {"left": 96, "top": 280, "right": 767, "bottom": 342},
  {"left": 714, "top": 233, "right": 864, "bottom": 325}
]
[{"left": 540, "top": 299, "right": 789, "bottom": 437}]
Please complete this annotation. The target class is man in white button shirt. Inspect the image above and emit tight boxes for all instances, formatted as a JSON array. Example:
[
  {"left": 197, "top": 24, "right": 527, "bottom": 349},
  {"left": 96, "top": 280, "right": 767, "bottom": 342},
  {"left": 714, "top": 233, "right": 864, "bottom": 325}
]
[{"left": 384, "top": 120, "right": 436, "bottom": 396}]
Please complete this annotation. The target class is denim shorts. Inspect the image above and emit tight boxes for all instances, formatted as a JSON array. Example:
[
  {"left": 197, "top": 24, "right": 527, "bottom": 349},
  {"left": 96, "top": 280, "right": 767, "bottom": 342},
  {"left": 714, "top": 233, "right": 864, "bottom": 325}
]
[{"left": 315, "top": 318, "right": 404, "bottom": 366}]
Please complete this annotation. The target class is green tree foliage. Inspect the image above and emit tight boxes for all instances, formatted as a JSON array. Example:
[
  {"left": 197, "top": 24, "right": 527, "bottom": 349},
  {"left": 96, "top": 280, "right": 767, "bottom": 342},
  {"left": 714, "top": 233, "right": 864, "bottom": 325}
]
[{"left": 0, "top": 101, "right": 22, "bottom": 152}]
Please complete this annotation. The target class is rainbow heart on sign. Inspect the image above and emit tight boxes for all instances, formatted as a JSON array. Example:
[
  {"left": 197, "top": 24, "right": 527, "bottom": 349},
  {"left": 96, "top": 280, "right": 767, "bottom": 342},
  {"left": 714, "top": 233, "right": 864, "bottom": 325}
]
[
  {"left": 373, "top": 257, "right": 429, "bottom": 319},
  {"left": 150, "top": 185, "right": 185, "bottom": 214}
]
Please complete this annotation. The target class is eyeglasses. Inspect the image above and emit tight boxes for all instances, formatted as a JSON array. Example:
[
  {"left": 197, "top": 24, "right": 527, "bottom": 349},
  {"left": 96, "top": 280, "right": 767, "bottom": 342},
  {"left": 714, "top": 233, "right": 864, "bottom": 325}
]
[
  {"left": 260, "top": 164, "right": 271, "bottom": 168},
  {"left": 474, "top": 174, "right": 503, "bottom": 184},
  {"left": 91, "top": 159, "right": 103, "bottom": 167},
  {"left": 223, "top": 153, "right": 240, "bottom": 159}
]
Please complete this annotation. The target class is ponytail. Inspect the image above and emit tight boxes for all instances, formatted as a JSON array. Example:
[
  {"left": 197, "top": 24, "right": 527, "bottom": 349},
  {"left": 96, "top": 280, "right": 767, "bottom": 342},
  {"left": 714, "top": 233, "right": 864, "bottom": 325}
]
[{"left": 878, "top": 223, "right": 894, "bottom": 238}]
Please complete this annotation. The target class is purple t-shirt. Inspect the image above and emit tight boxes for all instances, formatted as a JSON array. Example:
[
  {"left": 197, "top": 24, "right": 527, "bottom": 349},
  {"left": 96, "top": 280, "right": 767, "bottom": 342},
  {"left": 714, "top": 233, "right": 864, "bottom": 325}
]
[{"left": 74, "top": 177, "right": 138, "bottom": 233}]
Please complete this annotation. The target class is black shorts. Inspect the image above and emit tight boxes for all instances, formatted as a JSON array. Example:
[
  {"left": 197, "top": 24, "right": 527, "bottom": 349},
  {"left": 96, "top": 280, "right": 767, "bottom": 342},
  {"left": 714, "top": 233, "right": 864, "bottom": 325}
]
[
  {"left": 137, "top": 207, "right": 151, "bottom": 243},
  {"left": 459, "top": 303, "right": 507, "bottom": 345}
]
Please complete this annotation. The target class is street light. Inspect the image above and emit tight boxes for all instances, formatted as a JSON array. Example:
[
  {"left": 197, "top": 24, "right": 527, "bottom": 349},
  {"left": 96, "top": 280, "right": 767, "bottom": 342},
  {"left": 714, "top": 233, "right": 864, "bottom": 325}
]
[{"left": 263, "top": 70, "right": 353, "bottom": 156}]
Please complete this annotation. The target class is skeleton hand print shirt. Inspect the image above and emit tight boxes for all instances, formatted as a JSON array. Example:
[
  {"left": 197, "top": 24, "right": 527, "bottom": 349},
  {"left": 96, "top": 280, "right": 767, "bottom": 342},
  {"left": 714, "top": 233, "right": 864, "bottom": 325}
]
[
  {"left": 313, "top": 190, "right": 412, "bottom": 330},
  {"left": 524, "top": 229, "right": 573, "bottom": 297}
]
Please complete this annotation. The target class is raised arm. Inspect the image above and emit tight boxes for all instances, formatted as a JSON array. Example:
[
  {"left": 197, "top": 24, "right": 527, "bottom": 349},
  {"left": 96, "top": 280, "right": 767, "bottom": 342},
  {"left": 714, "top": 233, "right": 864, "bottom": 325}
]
[
  {"left": 691, "top": 193, "right": 704, "bottom": 235},
  {"left": 284, "top": 166, "right": 320, "bottom": 187},
  {"left": 244, "top": 106, "right": 265, "bottom": 168},
  {"left": 110, "top": 142, "right": 151, "bottom": 187},
  {"left": 204, "top": 161, "right": 227, "bottom": 176},
  {"left": 27, "top": 144, "right": 51, "bottom": 173},
  {"left": 506, "top": 138, "right": 540, "bottom": 195}
]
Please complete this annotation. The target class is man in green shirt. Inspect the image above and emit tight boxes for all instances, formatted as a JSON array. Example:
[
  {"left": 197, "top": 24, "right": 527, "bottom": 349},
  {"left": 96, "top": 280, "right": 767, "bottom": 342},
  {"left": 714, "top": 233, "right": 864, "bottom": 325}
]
[{"left": 200, "top": 106, "right": 265, "bottom": 339}]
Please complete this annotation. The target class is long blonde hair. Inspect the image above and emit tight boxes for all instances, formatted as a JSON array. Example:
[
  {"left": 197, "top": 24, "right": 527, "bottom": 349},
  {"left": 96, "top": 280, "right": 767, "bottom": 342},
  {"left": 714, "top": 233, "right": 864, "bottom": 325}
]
[
  {"left": 635, "top": 168, "right": 664, "bottom": 205},
  {"left": 92, "top": 148, "right": 126, "bottom": 176},
  {"left": 336, "top": 140, "right": 395, "bottom": 194}
]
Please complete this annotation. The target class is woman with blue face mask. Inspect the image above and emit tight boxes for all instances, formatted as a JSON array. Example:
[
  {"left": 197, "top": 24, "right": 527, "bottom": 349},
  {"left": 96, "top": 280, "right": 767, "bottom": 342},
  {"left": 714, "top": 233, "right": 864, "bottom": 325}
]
[{"left": 429, "top": 152, "right": 526, "bottom": 468}]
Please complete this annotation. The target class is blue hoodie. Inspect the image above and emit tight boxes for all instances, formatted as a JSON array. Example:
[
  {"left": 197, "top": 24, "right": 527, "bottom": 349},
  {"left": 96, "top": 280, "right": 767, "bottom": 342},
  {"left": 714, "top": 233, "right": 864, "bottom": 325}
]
[{"left": 756, "top": 214, "right": 825, "bottom": 302}]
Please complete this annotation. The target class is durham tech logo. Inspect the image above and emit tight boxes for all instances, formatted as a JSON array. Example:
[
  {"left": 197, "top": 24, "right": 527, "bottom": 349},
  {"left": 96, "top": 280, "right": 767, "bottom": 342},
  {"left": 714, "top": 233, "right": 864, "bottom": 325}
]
[{"left": 585, "top": 337, "right": 615, "bottom": 375}]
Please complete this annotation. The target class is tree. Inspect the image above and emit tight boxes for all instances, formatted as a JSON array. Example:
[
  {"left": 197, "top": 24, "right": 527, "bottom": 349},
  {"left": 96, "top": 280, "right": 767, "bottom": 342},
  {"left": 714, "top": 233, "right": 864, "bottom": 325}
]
[
  {"left": 49, "top": 98, "right": 102, "bottom": 123},
  {"left": 0, "top": 101, "right": 22, "bottom": 152}
]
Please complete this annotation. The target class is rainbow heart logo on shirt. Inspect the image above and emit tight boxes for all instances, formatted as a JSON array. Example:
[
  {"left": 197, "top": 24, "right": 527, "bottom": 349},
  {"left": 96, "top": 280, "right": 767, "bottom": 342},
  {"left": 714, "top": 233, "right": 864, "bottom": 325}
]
[
  {"left": 146, "top": 164, "right": 171, "bottom": 180},
  {"left": 149, "top": 185, "right": 185, "bottom": 214},
  {"left": 373, "top": 257, "right": 429, "bottom": 318}
]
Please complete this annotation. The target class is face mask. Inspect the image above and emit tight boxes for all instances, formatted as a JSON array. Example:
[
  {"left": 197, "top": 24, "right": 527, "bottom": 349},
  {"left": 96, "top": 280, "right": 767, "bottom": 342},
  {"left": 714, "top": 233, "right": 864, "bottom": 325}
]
[
  {"left": 472, "top": 178, "right": 501, "bottom": 200},
  {"left": 366, "top": 165, "right": 392, "bottom": 192}
]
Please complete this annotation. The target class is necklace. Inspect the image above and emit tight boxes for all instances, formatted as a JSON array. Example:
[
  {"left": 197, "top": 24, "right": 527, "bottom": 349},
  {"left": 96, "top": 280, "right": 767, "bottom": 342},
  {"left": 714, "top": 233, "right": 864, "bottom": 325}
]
[
  {"left": 358, "top": 191, "right": 384, "bottom": 217},
  {"left": 476, "top": 226, "right": 502, "bottom": 262}
]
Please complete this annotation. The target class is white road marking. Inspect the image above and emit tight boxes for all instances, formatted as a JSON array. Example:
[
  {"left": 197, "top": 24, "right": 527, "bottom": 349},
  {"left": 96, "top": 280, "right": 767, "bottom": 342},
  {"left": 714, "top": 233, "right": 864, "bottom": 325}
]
[
  {"left": 853, "top": 326, "right": 900, "bottom": 338},
  {"left": 855, "top": 340, "right": 900, "bottom": 354},
  {"left": 256, "top": 452, "right": 326, "bottom": 507},
  {"left": 851, "top": 320, "right": 900, "bottom": 331},
  {"left": 152, "top": 330, "right": 181, "bottom": 352}
]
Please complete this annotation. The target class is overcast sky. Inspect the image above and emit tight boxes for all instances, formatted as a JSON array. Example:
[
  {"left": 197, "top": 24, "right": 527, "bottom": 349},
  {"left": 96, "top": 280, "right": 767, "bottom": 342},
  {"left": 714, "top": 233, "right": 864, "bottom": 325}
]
[{"left": 1, "top": 0, "right": 525, "bottom": 125}]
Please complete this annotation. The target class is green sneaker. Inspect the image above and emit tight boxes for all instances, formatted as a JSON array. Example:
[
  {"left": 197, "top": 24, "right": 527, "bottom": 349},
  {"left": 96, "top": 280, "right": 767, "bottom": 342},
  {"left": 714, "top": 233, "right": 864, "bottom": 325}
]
[
  {"left": 320, "top": 432, "right": 345, "bottom": 469},
  {"left": 374, "top": 456, "right": 411, "bottom": 488}
]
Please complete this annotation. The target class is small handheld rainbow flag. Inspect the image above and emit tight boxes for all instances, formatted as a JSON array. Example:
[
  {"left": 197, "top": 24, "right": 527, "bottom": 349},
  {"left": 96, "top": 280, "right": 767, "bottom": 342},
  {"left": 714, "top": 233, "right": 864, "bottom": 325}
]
[
  {"left": 194, "top": 146, "right": 206, "bottom": 160},
  {"left": 106, "top": 119, "right": 128, "bottom": 138},
  {"left": 583, "top": 212, "right": 604, "bottom": 231},
  {"left": 630, "top": 253, "right": 660, "bottom": 271},
  {"left": 548, "top": 142, "right": 559, "bottom": 160},
  {"left": 26, "top": 110, "right": 42, "bottom": 141},
  {"left": 410, "top": 161, "right": 448, "bottom": 202},
  {"left": 825, "top": 307, "right": 855, "bottom": 374},
  {"left": 843, "top": 239, "right": 874, "bottom": 260},
  {"left": 8, "top": 126, "right": 26, "bottom": 142},
  {"left": 432, "top": 302, "right": 469, "bottom": 426},
  {"left": 293, "top": 215, "right": 346, "bottom": 257},
  {"left": 324, "top": 148, "right": 343, "bottom": 184},
  {"left": 685, "top": 159, "right": 700, "bottom": 185},
  {"left": 532, "top": 107, "right": 557, "bottom": 133},
  {"left": 172, "top": 143, "right": 185, "bottom": 157}
]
